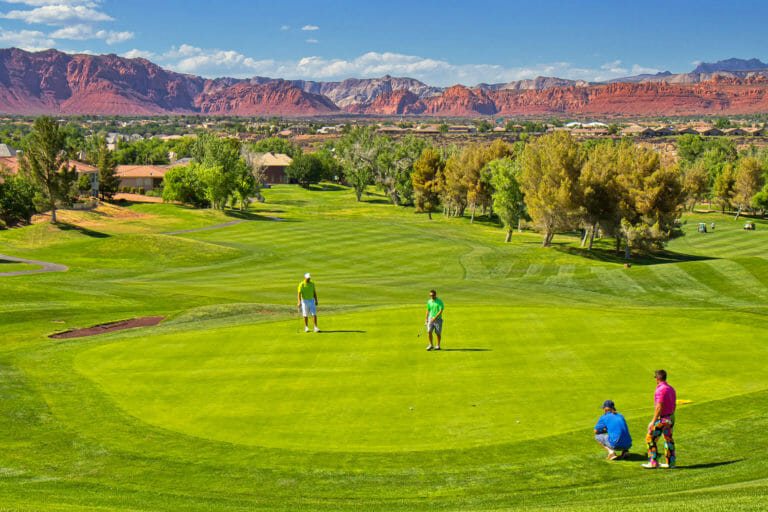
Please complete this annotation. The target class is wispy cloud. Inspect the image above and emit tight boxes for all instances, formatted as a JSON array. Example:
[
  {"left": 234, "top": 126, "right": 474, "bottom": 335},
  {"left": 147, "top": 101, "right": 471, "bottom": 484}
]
[
  {"left": 305, "top": 38, "right": 318, "bottom": 44},
  {"left": 280, "top": 24, "right": 289, "bottom": 31},
  {"left": 0, "top": 26, "right": 54, "bottom": 50},
  {"left": 120, "top": 45, "right": 658, "bottom": 86},
  {"left": 50, "top": 23, "right": 132, "bottom": 44},
  {"left": 301, "top": 25, "right": 318, "bottom": 31},
  {"left": 1, "top": 4, "right": 112, "bottom": 25}
]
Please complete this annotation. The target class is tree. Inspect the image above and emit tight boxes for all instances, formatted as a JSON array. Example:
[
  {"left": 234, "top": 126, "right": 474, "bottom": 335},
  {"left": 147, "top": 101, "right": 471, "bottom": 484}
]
[
  {"left": 162, "top": 163, "right": 208, "bottom": 207},
  {"left": 0, "top": 171, "right": 38, "bottom": 227},
  {"left": 615, "top": 142, "right": 685, "bottom": 259},
  {"left": 231, "top": 165, "right": 259, "bottom": 211},
  {"left": 412, "top": 148, "right": 443, "bottom": 220},
  {"left": 579, "top": 142, "right": 622, "bottom": 250},
  {"left": 96, "top": 137, "right": 120, "bottom": 199},
  {"left": 714, "top": 117, "right": 731, "bottom": 129},
  {"left": 681, "top": 160, "right": 709, "bottom": 211},
  {"left": 18, "top": 116, "right": 77, "bottom": 223},
  {"left": 251, "top": 137, "right": 301, "bottom": 158},
  {"left": 713, "top": 164, "right": 737, "bottom": 214},
  {"left": 488, "top": 157, "right": 524, "bottom": 241},
  {"left": 390, "top": 135, "right": 428, "bottom": 206},
  {"left": 192, "top": 134, "right": 247, "bottom": 209},
  {"left": 520, "top": 131, "right": 584, "bottom": 246},
  {"left": 733, "top": 157, "right": 765, "bottom": 216},
  {"left": 336, "top": 126, "right": 377, "bottom": 201},
  {"left": 286, "top": 153, "right": 326, "bottom": 188}
]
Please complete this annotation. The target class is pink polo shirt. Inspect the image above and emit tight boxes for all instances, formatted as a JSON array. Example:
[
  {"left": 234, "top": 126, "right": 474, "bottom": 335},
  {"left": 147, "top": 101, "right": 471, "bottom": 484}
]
[{"left": 654, "top": 381, "right": 676, "bottom": 416}]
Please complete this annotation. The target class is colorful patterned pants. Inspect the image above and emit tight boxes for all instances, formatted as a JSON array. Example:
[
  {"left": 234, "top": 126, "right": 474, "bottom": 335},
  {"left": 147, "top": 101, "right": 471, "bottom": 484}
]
[{"left": 646, "top": 415, "right": 675, "bottom": 466}]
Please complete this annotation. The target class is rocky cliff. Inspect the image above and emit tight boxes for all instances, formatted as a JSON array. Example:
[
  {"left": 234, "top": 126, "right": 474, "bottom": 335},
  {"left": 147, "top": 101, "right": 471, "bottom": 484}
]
[
  {"left": 3, "top": 47, "right": 768, "bottom": 117},
  {"left": 347, "top": 79, "right": 768, "bottom": 116}
]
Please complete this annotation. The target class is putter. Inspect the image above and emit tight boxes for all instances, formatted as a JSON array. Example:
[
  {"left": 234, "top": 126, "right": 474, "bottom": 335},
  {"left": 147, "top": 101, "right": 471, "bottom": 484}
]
[{"left": 416, "top": 322, "right": 427, "bottom": 338}]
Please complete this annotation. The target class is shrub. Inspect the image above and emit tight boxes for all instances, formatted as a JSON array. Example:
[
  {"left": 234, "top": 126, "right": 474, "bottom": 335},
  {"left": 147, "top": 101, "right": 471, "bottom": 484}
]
[
  {"left": 130, "top": 187, "right": 137, "bottom": 194},
  {"left": 138, "top": 187, "right": 145, "bottom": 195}
]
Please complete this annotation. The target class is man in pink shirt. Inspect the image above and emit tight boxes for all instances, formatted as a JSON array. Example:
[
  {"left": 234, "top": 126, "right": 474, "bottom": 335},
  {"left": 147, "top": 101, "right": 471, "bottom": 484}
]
[{"left": 643, "top": 369, "right": 677, "bottom": 469}]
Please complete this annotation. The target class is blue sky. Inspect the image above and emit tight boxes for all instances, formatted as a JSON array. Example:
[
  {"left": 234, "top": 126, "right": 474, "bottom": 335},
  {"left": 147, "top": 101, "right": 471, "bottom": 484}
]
[{"left": 0, "top": 0, "right": 766, "bottom": 86}]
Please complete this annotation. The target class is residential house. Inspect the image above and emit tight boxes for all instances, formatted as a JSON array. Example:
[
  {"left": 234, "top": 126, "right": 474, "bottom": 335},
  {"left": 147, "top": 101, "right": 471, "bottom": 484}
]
[
  {"left": 696, "top": 126, "right": 724, "bottom": 136},
  {"left": 746, "top": 127, "right": 765, "bottom": 136},
  {"left": 254, "top": 152, "right": 293, "bottom": 184},
  {"left": 676, "top": 126, "right": 699, "bottom": 136},
  {"left": 115, "top": 165, "right": 168, "bottom": 191},
  {"left": 0, "top": 143, "right": 17, "bottom": 157},
  {"left": 724, "top": 128, "right": 749, "bottom": 137},
  {"left": 653, "top": 126, "right": 676, "bottom": 137}
]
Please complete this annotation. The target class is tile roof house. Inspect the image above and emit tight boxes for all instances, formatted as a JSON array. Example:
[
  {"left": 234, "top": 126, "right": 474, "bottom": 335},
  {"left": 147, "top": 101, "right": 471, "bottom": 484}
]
[
  {"left": 0, "top": 143, "right": 17, "bottom": 157},
  {"left": 115, "top": 165, "right": 169, "bottom": 191},
  {"left": 254, "top": 152, "right": 293, "bottom": 184}
]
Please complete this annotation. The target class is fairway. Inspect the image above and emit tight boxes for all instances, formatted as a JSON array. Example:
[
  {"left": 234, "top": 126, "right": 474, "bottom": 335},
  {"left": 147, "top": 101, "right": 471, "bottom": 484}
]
[{"left": 2, "top": 185, "right": 768, "bottom": 511}]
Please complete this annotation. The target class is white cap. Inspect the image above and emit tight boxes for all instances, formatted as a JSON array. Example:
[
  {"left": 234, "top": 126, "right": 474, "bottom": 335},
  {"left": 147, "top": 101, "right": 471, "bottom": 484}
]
[{"left": 304, "top": 273, "right": 311, "bottom": 278}]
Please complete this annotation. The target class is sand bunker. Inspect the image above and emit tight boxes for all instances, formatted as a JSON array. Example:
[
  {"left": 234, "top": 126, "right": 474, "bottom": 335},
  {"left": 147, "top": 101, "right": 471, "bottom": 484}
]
[{"left": 50, "top": 316, "right": 165, "bottom": 339}]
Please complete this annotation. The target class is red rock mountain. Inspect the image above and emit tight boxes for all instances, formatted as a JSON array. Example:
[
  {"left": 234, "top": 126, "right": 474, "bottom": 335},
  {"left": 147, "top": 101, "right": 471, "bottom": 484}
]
[
  {"left": 348, "top": 79, "right": 768, "bottom": 116},
  {"left": 2, "top": 47, "right": 768, "bottom": 117},
  {"left": 195, "top": 80, "right": 339, "bottom": 116}
]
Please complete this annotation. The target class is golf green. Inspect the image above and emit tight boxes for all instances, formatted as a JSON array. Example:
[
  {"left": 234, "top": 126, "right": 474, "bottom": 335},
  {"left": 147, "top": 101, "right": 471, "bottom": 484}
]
[
  {"left": 1, "top": 185, "right": 768, "bottom": 511},
  {"left": 76, "top": 305, "right": 765, "bottom": 453}
]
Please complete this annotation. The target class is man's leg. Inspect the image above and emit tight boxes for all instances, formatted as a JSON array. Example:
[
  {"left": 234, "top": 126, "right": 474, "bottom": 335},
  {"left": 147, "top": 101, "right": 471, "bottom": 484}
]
[
  {"left": 646, "top": 421, "right": 662, "bottom": 466},
  {"left": 435, "top": 332, "right": 441, "bottom": 349},
  {"left": 426, "top": 326, "right": 434, "bottom": 350},
  {"left": 312, "top": 314, "right": 319, "bottom": 331},
  {"left": 662, "top": 419, "right": 675, "bottom": 467}
]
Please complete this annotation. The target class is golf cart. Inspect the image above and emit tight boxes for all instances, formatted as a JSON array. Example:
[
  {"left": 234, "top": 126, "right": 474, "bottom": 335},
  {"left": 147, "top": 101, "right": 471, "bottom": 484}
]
[
  {"left": 697, "top": 222, "right": 707, "bottom": 233},
  {"left": 744, "top": 221, "right": 756, "bottom": 231}
]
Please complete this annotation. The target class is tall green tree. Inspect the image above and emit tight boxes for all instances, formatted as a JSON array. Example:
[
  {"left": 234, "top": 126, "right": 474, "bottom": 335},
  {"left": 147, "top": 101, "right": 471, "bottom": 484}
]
[
  {"left": 681, "top": 160, "right": 710, "bottom": 212},
  {"left": 162, "top": 163, "right": 208, "bottom": 207},
  {"left": 90, "top": 137, "right": 120, "bottom": 200},
  {"left": 336, "top": 126, "right": 377, "bottom": 202},
  {"left": 733, "top": 157, "right": 765, "bottom": 216},
  {"left": 286, "top": 153, "right": 326, "bottom": 188},
  {"left": 18, "top": 116, "right": 77, "bottom": 223},
  {"left": 0, "top": 171, "right": 38, "bottom": 227},
  {"left": 713, "top": 164, "right": 737, "bottom": 214},
  {"left": 520, "top": 131, "right": 584, "bottom": 246},
  {"left": 412, "top": 148, "right": 443, "bottom": 220},
  {"left": 251, "top": 137, "right": 301, "bottom": 158},
  {"left": 578, "top": 142, "right": 622, "bottom": 250},
  {"left": 488, "top": 157, "right": 524, "bottom": 242}
]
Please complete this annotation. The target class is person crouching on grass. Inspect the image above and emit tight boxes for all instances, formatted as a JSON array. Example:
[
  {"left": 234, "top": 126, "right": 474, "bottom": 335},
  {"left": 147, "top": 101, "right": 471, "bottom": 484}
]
[
  {"left": 594, "top": 399, "right": 632, "bottom": 460},
  {"left": 425, "top": 289, "right": 444, "bottom": 351},
  {"left": 297, "top": 272, "right": 319, "bottom": 332}
]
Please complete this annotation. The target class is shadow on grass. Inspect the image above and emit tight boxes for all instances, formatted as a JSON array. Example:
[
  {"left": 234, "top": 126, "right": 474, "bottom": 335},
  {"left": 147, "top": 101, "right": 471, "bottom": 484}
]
[
  {"left": 224, "top": 210, "right": 290, "bottom": 222},
  {"left": 309, "top": 183, "right": 347, "bottom": 192},
  {"left": 439, "top": 348, "right": 492, "bottom": 352},
  {"left": 618, "top": 453, "right": 647, "bottom": 462},
  {"left": 317, "top": 330, "right": 366, "bottom": 334},
  {"left": 56, "top": 222, "right": 110, "bottom": 238},
  {"left": 554, "top": 246, "right": 716, "bottom": 266},
  {"left": 676, "top": 459, "right": 744, "bottom": 470}
]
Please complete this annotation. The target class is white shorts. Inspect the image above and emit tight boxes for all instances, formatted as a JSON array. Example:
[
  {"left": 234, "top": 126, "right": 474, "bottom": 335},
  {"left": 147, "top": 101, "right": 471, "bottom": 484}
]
[{"left": 301, "top": 299, "right": 316, "bottom": 317}]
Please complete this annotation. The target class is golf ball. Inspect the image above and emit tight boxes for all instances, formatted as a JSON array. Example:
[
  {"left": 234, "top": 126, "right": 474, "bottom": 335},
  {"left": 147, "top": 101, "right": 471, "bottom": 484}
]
[
  {"left": 409, "top": 407, "right": 414, "bottom": 410},
  {"left": 516, "top": 420, "right": 520, "bottom": 423}
]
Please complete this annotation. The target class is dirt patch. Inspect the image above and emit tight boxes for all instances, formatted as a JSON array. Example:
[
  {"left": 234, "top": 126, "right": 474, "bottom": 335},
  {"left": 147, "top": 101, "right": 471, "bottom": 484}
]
[{"left": 50, "top": 316, "right": 165, "bottom": 339}]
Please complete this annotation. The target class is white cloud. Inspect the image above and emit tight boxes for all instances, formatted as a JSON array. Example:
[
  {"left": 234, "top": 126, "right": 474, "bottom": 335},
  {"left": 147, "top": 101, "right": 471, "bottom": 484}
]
[
  {"left": 145, "top": 44, "right": 656, "bottom": 86},
  {"left": 1, "top": 5, "right": 112, "bottom": 25},
  {"left": 0, "top": 26, "right": 54, "bottom": 50},
  {"left": 630, "top": 64, "right": 661, "bottom": 76},
  {"left": 305, "top": 38, "right": 318, "bottom": 44},
  {"left": 122, "top": 48, "right": 157, "bottom": 60},
  {"left": 280, "top": 25, "right": 289, "bottom": 31},
  {"left": 49, "top": 23, "right": 132, "bottom": 43},
  {"left": 2, "top": 1, "right": 99, "bottom": 5},
  {"left": 301, "top": 25, "right": 318, "bottom": 31}
]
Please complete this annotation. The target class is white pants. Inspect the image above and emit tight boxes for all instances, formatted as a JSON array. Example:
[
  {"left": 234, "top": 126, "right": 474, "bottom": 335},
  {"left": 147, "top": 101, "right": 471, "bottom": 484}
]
[{"left": 301, "top": 299, "right": 316, "bottom": 317}]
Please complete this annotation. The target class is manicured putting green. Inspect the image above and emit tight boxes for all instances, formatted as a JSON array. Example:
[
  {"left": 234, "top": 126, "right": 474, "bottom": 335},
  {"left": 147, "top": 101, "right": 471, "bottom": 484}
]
[{"left": 76, "top": 305, "right": 766, "bottom": 452}]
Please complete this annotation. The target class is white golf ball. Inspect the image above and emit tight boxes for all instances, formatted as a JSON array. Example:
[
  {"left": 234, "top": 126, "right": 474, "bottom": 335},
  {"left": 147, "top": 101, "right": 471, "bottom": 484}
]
[
  {"left": 516, "top": 420, "right": 520, "bottom": 423},
  {"left": 409, "top": 407, "right": 414, "bottom": 410}
]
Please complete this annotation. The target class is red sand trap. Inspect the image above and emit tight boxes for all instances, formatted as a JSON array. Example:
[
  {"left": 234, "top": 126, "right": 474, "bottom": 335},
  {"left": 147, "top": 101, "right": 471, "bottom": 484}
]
[{"left": 50, "top": 316, "right": 165, "bottom": 339}]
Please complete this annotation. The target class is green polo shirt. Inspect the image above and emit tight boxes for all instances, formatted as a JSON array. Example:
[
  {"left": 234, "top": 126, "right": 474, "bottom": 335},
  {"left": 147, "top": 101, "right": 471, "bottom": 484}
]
[
  {"left": 298, "top": 280, "right": 316, "bottom": 300},
  {"left": 426, "top": 298, "right": 444, "bottom": 320}
]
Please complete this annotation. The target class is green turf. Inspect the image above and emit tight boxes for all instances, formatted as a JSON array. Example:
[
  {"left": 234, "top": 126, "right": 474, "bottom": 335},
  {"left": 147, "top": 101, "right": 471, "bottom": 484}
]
[{"left": 1, "top": 185, "right": 767, "bottom": 511}]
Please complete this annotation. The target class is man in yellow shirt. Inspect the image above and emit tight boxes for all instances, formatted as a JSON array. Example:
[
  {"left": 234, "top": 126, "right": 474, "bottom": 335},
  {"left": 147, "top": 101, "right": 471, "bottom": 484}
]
[{"left": 297, "top": 272, "right": 319, "bottom": 332}]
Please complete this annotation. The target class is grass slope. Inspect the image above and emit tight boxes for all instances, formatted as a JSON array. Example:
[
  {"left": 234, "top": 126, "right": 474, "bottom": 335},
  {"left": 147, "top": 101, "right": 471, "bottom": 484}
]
[{"left": 1, "top": 186, "right": 767, "bottom": 511}]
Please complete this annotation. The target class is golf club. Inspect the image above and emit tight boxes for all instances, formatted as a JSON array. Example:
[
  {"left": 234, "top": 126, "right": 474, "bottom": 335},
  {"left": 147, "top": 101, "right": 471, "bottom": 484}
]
[{"left": 416, "top": 322, "right": 427, "bottom": 338}]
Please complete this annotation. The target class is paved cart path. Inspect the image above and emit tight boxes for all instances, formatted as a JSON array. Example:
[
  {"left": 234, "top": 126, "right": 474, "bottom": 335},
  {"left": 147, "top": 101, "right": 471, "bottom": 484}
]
[{"left": 0, "top": 254, "right": 69, "bottom": 277}]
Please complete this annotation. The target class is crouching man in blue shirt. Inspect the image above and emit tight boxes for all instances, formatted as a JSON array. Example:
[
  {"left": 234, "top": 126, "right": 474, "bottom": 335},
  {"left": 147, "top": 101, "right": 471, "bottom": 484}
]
[{"left": 594, "top": 399, "right": 632, "bottom": 460}]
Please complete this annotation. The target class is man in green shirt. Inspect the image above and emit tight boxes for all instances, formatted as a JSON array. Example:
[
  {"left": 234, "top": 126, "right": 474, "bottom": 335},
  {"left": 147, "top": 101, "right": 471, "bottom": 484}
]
[
  {"left": 297, "top": 272, "right": 319, "bottom": 332},
  {"left": 425, "top": 289, "right": 444, "bottom": 351}
]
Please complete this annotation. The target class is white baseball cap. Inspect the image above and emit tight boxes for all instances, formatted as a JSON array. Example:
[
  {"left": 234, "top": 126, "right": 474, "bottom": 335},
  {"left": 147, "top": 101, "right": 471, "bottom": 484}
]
[{"left": 304, "top": 273, "right": 311, "bottom": 278}]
